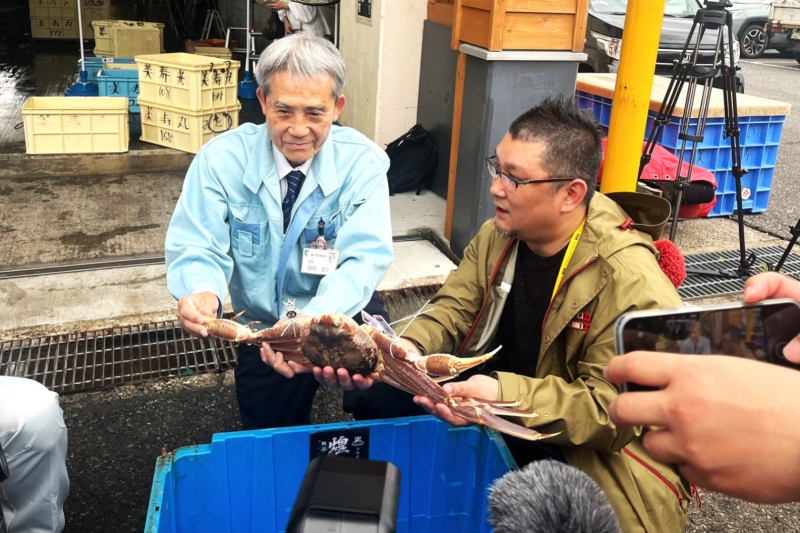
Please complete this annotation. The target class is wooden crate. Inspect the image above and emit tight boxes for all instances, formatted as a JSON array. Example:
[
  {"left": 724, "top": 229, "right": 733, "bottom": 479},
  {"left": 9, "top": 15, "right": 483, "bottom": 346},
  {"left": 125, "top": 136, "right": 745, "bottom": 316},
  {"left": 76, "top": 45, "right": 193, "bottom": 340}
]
[
  {"left": 451, "top": 0, "right": 589, "bottom": 52},
  {"left": 427, "top": 0, "right": 454, "bottom": 27}
]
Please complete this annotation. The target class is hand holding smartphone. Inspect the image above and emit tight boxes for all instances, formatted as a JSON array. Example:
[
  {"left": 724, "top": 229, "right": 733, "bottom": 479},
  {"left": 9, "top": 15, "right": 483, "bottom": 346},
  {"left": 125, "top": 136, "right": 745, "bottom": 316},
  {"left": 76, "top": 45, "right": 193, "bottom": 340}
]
[{"left": 614, "top": 299, "right": 800, "bottom": 392}]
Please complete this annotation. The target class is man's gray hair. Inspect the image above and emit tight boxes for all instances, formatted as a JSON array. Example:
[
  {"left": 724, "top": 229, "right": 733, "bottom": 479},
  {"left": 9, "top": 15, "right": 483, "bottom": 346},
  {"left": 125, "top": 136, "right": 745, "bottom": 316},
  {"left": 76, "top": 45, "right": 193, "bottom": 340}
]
[{"left": 254, "top": 33, "right": 346, "bottom": 98}]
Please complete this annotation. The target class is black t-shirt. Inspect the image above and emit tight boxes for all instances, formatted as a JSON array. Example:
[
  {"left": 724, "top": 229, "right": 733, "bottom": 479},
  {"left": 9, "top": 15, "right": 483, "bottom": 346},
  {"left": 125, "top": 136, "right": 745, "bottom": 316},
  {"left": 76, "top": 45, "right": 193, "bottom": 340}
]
[
  {"left": 492, "top": 242, "right": 570, "bottom": 465},
  {"left": 494, "top": 243, "right": 568, "bottom": 376}
]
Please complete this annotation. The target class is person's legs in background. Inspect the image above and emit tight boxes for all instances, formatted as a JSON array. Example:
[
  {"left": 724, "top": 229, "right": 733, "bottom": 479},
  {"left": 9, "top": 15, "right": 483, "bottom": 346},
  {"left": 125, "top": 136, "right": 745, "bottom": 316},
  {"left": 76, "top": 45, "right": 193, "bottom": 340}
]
[
  {"left": 235, "top": 344, "right": 320, "bottom": 430},
  {"left": 0, "top": 377, "right": 69, "bottom": 533}
]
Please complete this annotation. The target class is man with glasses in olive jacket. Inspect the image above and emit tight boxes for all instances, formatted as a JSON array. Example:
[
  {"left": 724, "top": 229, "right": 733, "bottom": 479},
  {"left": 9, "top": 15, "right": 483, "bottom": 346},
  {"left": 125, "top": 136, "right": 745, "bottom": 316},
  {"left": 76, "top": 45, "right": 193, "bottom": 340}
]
[{"left": 337, "top": 96, "right": 692, "bottom": 533}]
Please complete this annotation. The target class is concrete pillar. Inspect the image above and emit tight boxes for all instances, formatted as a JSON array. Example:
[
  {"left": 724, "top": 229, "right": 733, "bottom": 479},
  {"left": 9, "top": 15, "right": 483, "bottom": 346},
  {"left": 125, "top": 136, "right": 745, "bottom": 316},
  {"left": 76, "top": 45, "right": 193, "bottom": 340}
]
[
  {"left": 448, "top": 45, "right": 586, "bottom": 257},
  {"left": 416, "top": 20, "right": 458, "bottom": 201},
  {"left": 338, "top": 0, "right": 428, "bottom": 146}
]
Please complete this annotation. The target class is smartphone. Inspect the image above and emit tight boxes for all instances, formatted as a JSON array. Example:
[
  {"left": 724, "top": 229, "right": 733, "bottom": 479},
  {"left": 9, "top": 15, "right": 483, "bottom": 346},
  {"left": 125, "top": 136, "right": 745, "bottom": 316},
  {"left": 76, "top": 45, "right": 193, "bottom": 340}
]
[{"left": 614, "top": 298, "right": 800, "bottom": 392}]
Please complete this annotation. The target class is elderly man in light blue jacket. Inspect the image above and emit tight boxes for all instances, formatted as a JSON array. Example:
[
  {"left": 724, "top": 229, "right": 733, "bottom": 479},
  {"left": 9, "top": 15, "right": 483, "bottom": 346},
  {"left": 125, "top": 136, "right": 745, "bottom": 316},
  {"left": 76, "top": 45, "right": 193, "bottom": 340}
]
[{"left": 165, "top": 32, "right": 394, "bottom": 430}]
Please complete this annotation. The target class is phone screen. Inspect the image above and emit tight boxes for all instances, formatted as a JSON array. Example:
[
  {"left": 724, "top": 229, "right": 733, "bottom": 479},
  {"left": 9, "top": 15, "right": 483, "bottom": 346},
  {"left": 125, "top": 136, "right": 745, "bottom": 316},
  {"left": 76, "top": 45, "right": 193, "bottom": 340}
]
[{"left": 617, "top": 300, "right": 800, "bottom": 391}]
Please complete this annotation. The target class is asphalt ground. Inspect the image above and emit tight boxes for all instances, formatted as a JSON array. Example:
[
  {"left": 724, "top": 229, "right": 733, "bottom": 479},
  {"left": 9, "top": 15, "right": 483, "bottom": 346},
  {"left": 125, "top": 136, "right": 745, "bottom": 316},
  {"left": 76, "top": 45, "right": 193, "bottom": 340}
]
[{"left": 737, "top": 52, "right": 800, "bottom": 241}]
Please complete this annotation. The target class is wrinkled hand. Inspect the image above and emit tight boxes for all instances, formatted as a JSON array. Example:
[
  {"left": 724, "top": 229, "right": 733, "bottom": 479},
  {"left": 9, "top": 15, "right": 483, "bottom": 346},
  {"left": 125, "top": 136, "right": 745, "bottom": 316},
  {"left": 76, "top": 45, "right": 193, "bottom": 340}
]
[
  {"left": 283, "top": 18, "right": 292, "bottom": 33},
  {"left": 605, "top": 351, "right": 800, "bottom": 503},
  {"left": 313, "top": 366, "right": 378, "bottom": 391},
  {"left": 176, "top": 292, "right": 218, "bottom": 337},
  {"left": 413, "top": 374, "right": 500, "bottom": 428},
  {"left": 266, "top": 0, "right": 289, "bottom": 9},
  {"left": 260, "top": 342, "right": 313, "bottom": 378},
  {"left": 744, "top": 272, "right": 800, "bottom": 362}
]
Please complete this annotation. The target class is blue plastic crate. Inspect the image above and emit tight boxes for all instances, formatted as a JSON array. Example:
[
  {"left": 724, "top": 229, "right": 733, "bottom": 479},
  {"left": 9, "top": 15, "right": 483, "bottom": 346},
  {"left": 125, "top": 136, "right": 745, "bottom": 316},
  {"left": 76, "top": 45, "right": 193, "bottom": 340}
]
[
  {"left": 79, "top": 56, "right": 136, "bottom": 83},
  {"left": 575, "top": 90, "right": 786, "bottom": 217},
  {"left": 97, "top": 68, "right": 140, "bottom": 113},
  {"left": 145, "top": 416, "right": 516, "bottom": 533}
]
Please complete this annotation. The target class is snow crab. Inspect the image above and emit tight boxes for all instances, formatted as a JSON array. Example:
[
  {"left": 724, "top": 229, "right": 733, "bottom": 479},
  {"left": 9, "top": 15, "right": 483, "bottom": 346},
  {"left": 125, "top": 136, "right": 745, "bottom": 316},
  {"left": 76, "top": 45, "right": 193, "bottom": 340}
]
[{"left": 202, "top": 312, "right": 559, "bottom": 442}]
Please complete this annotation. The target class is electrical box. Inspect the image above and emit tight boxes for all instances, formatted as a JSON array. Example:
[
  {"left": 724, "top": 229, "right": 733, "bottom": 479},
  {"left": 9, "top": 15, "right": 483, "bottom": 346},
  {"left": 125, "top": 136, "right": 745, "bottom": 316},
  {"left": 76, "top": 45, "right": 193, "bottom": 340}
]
[{"left": 357, "top": 0, "right": 371, "bottom": 19}]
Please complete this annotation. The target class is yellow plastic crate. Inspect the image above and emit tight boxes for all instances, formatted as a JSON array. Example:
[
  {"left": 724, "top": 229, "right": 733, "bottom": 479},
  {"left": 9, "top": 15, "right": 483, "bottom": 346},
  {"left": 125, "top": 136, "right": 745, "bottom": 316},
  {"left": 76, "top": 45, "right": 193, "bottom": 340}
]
[
  {"left": 92, "top": 20, "right": 165, "bottom": 57},
  {"left": 29, "top": 0, "right": 76, "bottom": 19},
  {"left": 81, "top": 0, "right": 110, "bottom": 22},
  {"left": 136, "top": 53, "right": 240, "bottom": 112},
  {"left": 22, "top": 96, "right": 129, "bottom": 154},
  {"left": 30, "top": 17, "right": 79, "bottom": 39},
  {"left": 192, "top": 46, "right": 233, "bottom": 59},
  {"left": 138, "top": 98, "right": 241, "bottom": 154}
]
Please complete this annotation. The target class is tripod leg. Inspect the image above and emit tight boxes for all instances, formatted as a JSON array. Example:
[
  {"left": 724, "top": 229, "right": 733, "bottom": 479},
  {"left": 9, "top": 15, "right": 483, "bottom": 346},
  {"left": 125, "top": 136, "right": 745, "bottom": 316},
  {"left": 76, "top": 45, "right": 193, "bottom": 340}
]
[
  {"left": 214, "top": 11, "right": 225, "bottom": 39},
  {"left": 668, "top": 188, "right": 684, "bottom": 242},
  {"left": 775, "top": 220, "right": 800, "bottom": 272},
  {"left": 201, "top": 9, "right": 212, "bottom": 39},
  {"left": 775, "top": 235, "right": 800, "bottom": 273}
]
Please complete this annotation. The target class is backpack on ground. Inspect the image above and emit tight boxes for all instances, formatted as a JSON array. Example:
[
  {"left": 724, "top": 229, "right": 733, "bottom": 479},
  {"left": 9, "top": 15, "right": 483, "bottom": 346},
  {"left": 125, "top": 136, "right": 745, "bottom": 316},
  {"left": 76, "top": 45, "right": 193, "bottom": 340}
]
[{"left": 385, "top": 124, "right": 438, "bottom": 196}]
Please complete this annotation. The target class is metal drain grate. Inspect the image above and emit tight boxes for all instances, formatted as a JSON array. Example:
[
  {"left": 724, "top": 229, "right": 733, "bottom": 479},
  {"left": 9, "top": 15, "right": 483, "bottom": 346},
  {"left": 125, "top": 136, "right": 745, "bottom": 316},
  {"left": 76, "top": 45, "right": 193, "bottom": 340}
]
[
  {"left": 0, "top": 286, "right": 445, "bottom": 394},
  {"left": 679, "top": 245, "right": 800, "bottom": 300},
  {"left": 0, "top": 320, "right": 237, "bottom": 394}
]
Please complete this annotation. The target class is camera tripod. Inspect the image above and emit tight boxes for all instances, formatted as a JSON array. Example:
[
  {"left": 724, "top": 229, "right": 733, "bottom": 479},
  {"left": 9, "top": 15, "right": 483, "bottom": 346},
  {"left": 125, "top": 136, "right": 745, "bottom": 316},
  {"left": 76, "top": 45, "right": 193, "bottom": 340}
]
[{"left": 639, "top": 0, "right": 756, "bottom": 279}]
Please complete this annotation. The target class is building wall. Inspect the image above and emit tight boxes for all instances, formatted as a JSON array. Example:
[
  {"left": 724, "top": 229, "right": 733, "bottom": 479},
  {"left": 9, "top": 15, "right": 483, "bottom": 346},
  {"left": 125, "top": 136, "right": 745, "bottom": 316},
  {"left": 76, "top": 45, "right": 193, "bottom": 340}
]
[
  {"left": 339, "top": 0, "right": 427, "bottom": 146},
  {"left": 416, "top": 20, "right": 458, "bottom": 200},
  {"left": 214, "top": 0, "right": 427, "bottom": 146}
]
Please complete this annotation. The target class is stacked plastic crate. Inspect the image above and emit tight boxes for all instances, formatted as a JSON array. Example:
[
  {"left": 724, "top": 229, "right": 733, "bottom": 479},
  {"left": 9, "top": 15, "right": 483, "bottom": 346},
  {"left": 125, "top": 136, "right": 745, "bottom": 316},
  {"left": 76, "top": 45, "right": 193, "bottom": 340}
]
[
  {"left": 29, "top": 0, "right": 109, "bottom": 40},
  {"left": 92, "top": 20, "right": 165, "bottom": 57},
  {"left": 93, "top": 21, "right": 165, "bottom": 114},
  {"left": 136, "top": 53, "right": 242, "bottom": 153}
]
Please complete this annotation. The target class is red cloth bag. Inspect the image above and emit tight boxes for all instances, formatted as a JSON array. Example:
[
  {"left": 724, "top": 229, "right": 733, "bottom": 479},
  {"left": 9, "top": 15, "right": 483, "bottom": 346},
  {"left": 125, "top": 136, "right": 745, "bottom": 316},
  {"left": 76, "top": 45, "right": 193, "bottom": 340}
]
[{"left": 598, "top": 138, "right": 717, "bottom": 219}]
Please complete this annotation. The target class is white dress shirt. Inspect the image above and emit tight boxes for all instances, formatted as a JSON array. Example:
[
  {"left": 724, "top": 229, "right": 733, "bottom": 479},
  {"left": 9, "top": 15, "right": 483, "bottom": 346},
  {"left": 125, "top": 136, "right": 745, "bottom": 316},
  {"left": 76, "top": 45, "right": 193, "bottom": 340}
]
[
  {"left": 272, "top": 143, "right": 314, "bottom": 200},
  {"left": 277, "top": 3, "right": 333, "bottom": 38}
]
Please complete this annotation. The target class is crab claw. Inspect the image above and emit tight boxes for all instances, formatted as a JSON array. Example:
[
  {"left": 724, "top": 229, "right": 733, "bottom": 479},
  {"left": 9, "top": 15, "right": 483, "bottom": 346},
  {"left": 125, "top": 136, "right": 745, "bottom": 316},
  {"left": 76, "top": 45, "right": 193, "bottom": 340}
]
[{"left": 410, "top": 346, "right": 501, "bottom": 382}]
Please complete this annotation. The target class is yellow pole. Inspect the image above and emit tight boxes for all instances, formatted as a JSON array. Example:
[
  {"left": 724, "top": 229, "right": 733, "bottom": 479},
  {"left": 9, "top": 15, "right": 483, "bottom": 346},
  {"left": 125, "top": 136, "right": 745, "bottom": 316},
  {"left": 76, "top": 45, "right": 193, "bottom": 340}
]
[{"left": 600, "top": 0, "right": 667, "bottom": 193}]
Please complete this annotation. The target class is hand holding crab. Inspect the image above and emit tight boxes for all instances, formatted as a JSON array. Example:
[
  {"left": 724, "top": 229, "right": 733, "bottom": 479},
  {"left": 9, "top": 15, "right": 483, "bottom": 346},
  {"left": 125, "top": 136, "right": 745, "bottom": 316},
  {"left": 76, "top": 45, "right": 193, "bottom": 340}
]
[
  {"left": 414, "top": 375, "right": 501, "bottom": 427},
  {"left": 200, "top": 312, "right": 560, "bottom": 441},
  {"left": 176, "top": 292, "right": 220, "bottom": 337}
]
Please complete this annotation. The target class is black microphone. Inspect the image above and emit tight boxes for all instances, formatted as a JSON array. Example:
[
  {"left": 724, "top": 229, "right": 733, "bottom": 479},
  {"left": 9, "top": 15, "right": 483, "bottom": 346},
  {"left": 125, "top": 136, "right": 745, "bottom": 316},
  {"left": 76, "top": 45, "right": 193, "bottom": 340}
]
[{"left": 487, "top": 459, "right": 620, "bottom": 533}]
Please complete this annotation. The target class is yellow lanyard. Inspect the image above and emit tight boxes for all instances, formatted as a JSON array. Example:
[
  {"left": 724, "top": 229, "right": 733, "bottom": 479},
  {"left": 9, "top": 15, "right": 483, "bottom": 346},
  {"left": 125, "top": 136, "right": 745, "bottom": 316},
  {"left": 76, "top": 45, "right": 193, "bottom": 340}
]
[{"left": 550, "top": 218, "right": 586, "bottom": 302}]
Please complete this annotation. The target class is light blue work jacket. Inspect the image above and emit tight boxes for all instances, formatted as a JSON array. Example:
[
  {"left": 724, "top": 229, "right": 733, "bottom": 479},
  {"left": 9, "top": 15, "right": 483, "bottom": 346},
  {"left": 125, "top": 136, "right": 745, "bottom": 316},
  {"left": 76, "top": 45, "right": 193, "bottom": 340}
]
[{"left": 165, "top": 122, "right": 394, "bottom": 326}]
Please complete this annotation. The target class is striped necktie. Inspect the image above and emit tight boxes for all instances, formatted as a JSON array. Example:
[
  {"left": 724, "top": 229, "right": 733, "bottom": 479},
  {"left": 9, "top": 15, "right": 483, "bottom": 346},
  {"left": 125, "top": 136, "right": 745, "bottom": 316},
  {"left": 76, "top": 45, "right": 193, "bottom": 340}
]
[{"left": 282, "top": 169, "right": 305, "bottom": 233}]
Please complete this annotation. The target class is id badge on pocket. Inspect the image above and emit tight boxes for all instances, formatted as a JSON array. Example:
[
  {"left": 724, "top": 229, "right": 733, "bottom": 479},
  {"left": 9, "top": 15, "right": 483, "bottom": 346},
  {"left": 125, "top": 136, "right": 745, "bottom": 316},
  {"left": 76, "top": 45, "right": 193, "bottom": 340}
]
[
  {"left": 301, "top": 246, "right": 339, "bottom": 275},
  {"left": 301, "top": 218, "right": 338, "bottom": 275}
]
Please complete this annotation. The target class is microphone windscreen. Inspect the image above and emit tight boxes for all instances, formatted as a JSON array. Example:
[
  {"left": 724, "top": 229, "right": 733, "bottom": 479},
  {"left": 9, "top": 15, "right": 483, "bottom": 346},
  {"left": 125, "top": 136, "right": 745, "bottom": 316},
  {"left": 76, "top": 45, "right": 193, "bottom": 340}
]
[{"left": 488, "top": 459, "right": 620, "bottom": 533}]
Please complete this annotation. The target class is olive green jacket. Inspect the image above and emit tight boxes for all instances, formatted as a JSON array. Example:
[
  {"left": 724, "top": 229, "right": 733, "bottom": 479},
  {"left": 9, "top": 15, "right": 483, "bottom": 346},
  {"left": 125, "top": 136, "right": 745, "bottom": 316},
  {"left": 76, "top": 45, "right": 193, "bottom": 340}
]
[{"left": 401, "top": 192, "right": 692, "bottom": 533}]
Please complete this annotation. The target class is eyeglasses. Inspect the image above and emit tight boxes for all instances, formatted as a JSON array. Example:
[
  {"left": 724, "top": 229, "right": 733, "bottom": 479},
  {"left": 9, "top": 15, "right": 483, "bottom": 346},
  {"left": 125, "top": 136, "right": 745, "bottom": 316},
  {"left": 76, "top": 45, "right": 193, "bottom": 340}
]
[{"left": 485, "top": 155, "right": 577, "bottom": 190}]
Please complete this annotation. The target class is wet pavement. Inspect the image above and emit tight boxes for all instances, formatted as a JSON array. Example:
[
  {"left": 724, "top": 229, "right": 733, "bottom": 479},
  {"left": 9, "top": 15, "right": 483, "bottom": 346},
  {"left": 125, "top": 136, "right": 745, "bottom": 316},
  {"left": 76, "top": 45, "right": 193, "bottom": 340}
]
[{"left": 0, "top": 171, "right": 181, "bottom": 268}]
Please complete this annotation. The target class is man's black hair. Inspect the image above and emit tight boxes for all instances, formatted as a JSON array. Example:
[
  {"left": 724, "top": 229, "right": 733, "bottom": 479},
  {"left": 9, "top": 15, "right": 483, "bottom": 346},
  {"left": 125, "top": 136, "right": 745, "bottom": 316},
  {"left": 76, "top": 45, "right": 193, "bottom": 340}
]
[{"left": 509, "top": 95, "right": 603, "bottom": 206}]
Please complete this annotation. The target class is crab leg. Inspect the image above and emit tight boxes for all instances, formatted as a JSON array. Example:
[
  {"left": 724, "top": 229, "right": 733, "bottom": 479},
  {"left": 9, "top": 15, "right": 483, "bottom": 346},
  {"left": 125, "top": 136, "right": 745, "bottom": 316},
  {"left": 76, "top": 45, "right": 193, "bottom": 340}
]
[
  {"left": 449, "top": 405, "right": 562, "bottom": 442},
  {"left": 374, "top": 335, "right": 500, "bottom": 380},
  {"left": 253, "top": 316, "right": 311, "bottom": 352},
  {"left": 202, "top": 314, "right": 260, "bottom": 343},
  {"left": 377, "top": 354, "right": 556, "bottom": 441}
]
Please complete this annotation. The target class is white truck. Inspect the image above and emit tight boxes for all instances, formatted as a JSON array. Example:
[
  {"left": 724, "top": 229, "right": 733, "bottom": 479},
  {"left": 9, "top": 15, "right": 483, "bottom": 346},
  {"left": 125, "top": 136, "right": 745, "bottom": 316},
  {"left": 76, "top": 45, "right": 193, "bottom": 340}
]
[{"left": 766, "top": 1, "right": 800, "bottom": 63}]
